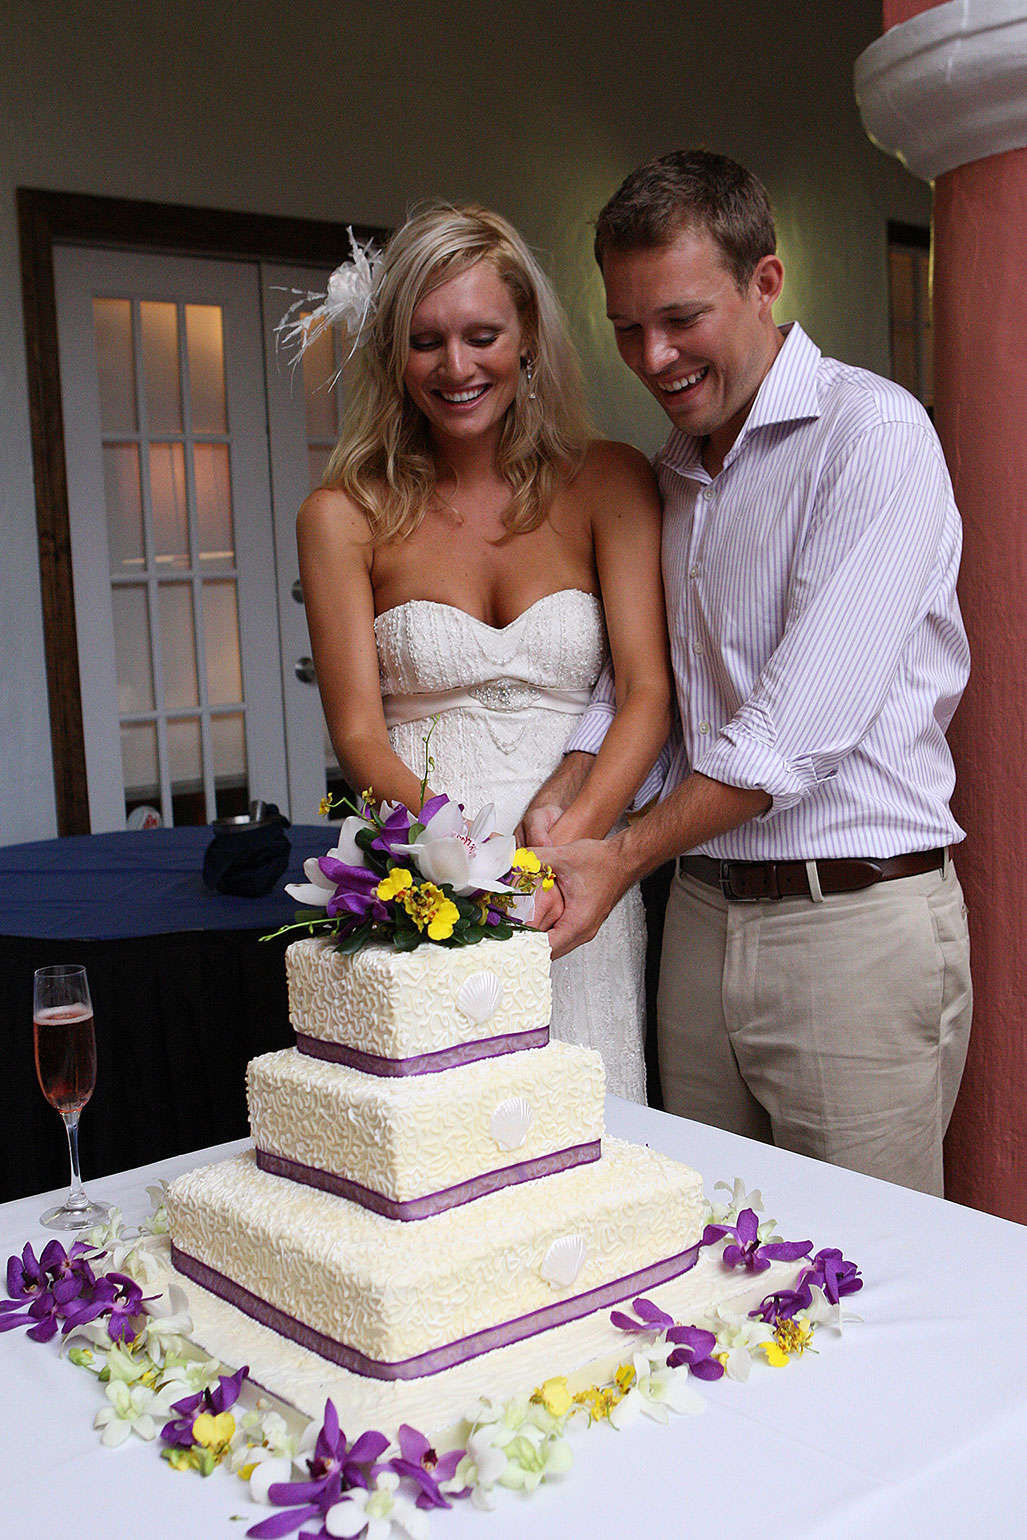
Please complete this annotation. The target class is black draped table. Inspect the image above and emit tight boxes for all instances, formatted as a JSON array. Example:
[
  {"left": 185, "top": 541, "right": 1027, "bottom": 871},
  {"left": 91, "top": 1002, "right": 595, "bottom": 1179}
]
[{"left": 0, "top": 825, "right": 329, "bottom": 1201}]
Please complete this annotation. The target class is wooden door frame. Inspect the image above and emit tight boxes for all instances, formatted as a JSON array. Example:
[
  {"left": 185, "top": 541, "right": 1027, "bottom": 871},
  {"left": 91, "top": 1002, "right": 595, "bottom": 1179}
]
[{"left": 17, "top": 187, "right": 385, "bottom": 834}]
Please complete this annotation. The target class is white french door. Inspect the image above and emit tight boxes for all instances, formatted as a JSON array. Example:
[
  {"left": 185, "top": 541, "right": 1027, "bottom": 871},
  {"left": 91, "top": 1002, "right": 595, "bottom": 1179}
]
[{"left": 52, "top": 246, "right": 342, "bottom": 831}]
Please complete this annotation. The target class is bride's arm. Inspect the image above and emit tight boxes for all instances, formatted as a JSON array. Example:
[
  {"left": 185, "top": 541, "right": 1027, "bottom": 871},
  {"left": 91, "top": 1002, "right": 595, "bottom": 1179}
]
[
  {"left": 542, "top": 441, "right": 671, "bottom": 844},
  {"left": 297, "top": 488, "right": 434, "bottom": 814}
]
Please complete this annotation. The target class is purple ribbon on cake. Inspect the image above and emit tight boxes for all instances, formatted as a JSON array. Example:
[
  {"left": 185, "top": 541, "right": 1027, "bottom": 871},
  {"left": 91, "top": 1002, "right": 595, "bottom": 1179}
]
[
  {"left": 295, "top": 1023, "right": 550, "bottom": 1076},
  {"left": 170, "top": 1237, "right": 706, "bottom": 1382},
  {"left": 254, "top": 1140, "right": 601, "bottom": 1221}
]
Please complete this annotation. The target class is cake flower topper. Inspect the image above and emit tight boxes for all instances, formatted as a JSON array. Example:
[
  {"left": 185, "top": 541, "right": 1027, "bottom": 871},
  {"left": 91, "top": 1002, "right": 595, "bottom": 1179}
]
[{"left": 266, "top": 786, "right": 554, "bottom": 954}]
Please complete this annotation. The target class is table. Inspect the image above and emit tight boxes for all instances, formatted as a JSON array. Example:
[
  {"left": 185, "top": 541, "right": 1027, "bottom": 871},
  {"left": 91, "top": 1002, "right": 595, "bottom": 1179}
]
[
  {"left": 0, "top": 826, "right": 330, "bottom": 1200},
  {"left": 2, "top": 1100, "right": 1023, "bottom": 1539}
]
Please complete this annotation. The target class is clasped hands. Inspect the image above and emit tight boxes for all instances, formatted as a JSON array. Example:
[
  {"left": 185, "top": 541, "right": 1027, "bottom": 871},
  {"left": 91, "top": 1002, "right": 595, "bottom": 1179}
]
[{"left": 517, "top": 804, "right": 622, "bottom": 960}]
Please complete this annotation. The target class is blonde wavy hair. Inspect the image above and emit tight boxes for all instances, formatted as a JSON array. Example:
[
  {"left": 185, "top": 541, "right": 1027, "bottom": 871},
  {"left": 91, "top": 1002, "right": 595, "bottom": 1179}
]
[{"left": 323, "top": 204, "right": 592, "bottom": 542}]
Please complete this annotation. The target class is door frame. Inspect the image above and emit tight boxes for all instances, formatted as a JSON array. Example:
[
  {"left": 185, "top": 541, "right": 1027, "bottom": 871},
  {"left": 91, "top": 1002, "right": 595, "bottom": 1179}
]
[{"left": 18, "top": 187, "right": 386, "bottom": 834}]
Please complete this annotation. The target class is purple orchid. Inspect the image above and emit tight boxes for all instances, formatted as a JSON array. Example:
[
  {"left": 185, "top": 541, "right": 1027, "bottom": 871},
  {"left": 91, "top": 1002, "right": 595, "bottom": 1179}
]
[
  {"left": 750, "top": 1281, "right": 814, "bottom": 1325},
  {"left": 161, "top": 1364, "right": 248, "bottom": 1448},
  {"left": 806, "top": 1247, "right": 863, "bottom": 1304},
  {"left": 1, "top": 1239, "right": 103, "bottom": 1339},
  {"left": 247, "top": 1400, "right": 389, "bottom": 1539},
  {"left": 610, "top": 1295, "right": 677, "bottom": 1335},
  {"left": 387, "top": 1423, "right": 467, "bottom": 1510},
  {"left": 664, "top": 1324, "right": 725, "bottom": 1381},
  {"left": 370, "top": 800, "right": 421, "bottom": 857},
  {"left": 40, "top": 1238, "right": 97, "bottom": 1308},
  {"left": 60, "top": 1271, "right": 147, "bottom": 1343},
  {"left": 702, "top": 1207, "right": 812, "bottom": 1274}
]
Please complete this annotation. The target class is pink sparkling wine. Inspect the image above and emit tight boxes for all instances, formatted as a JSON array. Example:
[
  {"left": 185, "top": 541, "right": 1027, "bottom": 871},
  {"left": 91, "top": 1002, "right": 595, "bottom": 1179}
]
[{"left": 33, "top": 1005, "right": 97, "bottom": 1112}]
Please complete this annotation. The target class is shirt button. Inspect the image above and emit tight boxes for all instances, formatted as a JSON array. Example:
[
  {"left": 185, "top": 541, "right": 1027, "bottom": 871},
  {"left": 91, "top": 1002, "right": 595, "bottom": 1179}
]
[
  {"left": 689, "top": 565, "right": 700, "bottom": 579},
  {"left": 692, "top": 641, "right": 703, "bottom": 655},
  {"left": 698, "top": 721, "right": 711, "bottom": 734}
]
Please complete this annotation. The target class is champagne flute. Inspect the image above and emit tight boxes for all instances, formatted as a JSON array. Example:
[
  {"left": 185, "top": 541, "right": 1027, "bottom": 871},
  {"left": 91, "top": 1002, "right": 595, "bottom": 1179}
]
[{"left": 33, "top": 964, "right": 110, "bottom": 1229}]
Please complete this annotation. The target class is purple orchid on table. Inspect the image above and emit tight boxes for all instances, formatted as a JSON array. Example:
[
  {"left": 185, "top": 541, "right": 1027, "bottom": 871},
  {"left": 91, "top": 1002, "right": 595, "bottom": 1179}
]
[
  {"left": 247, "top": 1398, "right": 389, "bottom": 1539},
  {"left": 752, "top": 1247, "right": 863, "bottom": 1325},
  {"left": 702, "top": 1206, "right": 813, "bottom": 1273},
  {"left": 609, "top": 1296, "right": 676, "bottom": 1336},
  {"left": 0, "top": 1238, "right": 105, "bottom": 1341},
  {"left": 61, "top": 1271, "right": 147, "bottom": 1344},
  {"left": 664, "top": 1325, "right": 725, "bottom": 1381},
  {"left": 386, "top": 1423, "right": 467, "bottom": 1510}
]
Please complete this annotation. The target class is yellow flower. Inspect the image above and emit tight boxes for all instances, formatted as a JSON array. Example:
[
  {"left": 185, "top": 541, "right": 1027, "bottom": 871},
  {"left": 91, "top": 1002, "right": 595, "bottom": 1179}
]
[
  {"left": 192, "top": 1410, "right": 236, "bottom": 1457},
  {"left": 763, "top": 1317, "right": 815, "bottom": 1366},
  {"left": 534, "top": 1376, "right": 572, "bottom": 1417},
  {"left": 614, "top": 1362, "right": 636, "bottom": 1394},
  {"left": 510, "top": 848, "right": 555, "bottom": 893},
  {"left": 360, "top": 786, "right": 375, "bottom": 804},
  {"left": 514, "top": 848, "right": 541, "bottom": 875},
  {"left": 318, "top": 795, "right": 332, "bottom": 817},
  {"left": 377, "top": 868, "right": 414, "bottom": 901},
  {"left": 166, "top": 1447, "right": 200, "bottom": 1472},
  {"left": 402, "top": 882, "right": 460, "bottom": 940}
]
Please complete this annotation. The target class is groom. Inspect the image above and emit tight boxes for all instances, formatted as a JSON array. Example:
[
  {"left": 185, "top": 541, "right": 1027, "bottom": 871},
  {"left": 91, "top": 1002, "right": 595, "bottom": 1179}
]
[{"left": 528, "top": 149, "right": 972, "bottom": 1196}]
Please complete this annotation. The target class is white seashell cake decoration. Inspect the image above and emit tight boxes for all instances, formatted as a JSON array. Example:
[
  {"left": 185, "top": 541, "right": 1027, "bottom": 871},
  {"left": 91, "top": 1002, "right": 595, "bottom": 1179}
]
[
  {"left": 456, "top": 971, "right": 505, "bottom": 1026},
  {"left": 540, "top": 1233, "right": 588, "bottom": 1289},
  {"left": 489, "top": 1096, "right": 533, "bottom": 1151}
]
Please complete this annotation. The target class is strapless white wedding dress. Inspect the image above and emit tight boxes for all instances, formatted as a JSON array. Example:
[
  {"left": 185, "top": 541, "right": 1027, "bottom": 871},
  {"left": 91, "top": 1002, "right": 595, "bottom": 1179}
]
[{"left": 375, "top": 589, "right": 647, "bottom": 1102}]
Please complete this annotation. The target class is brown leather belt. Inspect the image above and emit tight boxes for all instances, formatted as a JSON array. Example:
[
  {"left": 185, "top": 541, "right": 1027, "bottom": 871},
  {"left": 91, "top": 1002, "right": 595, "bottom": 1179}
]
[{"left": 678, "top": 848, "right": 947, "bottom": 902}]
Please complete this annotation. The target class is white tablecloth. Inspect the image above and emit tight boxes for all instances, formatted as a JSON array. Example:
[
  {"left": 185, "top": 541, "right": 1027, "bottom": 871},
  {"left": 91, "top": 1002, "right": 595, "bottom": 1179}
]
[{"left": 2, "top": 1100, "right": 1023, "bottom": 1539}]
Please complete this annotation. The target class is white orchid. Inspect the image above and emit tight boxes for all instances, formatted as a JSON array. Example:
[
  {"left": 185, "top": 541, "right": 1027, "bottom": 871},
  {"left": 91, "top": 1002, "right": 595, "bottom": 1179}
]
[
  {"left": 136, "top": 1283, "right": 193, "bottom": 1364},
  {"left": 285, "top": 816, "right": 372, "bottom": 907},
  {"left": 704, "top": 1305, "right": 774, "bottom": 1382},
  {"left": 94, "top": 1378, "right": 172, "bottom": 1447},
  {"left": 390, "top": 801, "right": 516, "bottom": 896},
  {"left": 609, "top": 1350, "right": 704, "bottom": 1427},
  {"left": 325, "top": 1471, "right": 429, "bottom": 1539}
]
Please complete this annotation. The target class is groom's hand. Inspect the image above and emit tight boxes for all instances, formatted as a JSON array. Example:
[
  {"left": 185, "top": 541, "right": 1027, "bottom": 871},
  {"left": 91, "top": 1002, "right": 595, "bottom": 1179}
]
[
  {"left": 537, "top": 838, "right": 626, "bottom": 959},
  {"left": 527, "top": 879, "right": 564, "bottom": 933}
]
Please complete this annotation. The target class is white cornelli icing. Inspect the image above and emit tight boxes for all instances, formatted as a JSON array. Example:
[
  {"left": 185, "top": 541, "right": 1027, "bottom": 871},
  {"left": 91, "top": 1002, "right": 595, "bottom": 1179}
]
[
  {"left": 248, "top": 1043, "right": 601, "bottom": 1202},
  {"left": 286, "top": 931, "right": 550, "bottom": 1057},
  {"left": 167, "top": 1141, "right": 704, "bottom": 1362}
]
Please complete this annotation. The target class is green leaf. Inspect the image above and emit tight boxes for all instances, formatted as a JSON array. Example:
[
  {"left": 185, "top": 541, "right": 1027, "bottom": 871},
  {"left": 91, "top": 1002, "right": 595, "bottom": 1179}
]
[
  {"left": 393, "top": 927, "right": 422, "bottom": 952},
  {"left": 332, "top": 921, "right": 373, "bottom": 955}
]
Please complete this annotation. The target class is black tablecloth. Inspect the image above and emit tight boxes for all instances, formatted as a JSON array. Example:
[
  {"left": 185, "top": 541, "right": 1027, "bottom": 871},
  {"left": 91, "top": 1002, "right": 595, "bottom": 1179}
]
[{"left": 0, "top": 826, "right": 331, "bottom": 1201}]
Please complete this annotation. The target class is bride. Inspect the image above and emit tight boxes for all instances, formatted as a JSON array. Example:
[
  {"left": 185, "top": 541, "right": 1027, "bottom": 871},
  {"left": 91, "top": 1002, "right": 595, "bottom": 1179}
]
[{"left": 296, "top": 204, "right": 670, "bottom": 1101}]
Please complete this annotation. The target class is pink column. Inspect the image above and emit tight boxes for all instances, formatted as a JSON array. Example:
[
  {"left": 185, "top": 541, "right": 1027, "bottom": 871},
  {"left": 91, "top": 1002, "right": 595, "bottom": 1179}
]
[{"left": 857, "top": 1, "right": 1027, "bottom": 1220}]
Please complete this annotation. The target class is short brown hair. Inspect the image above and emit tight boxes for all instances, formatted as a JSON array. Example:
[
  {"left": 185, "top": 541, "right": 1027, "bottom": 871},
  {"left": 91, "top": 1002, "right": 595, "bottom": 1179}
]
[{"left": 594, "top": 149, "right": 776, "bottom": 288}]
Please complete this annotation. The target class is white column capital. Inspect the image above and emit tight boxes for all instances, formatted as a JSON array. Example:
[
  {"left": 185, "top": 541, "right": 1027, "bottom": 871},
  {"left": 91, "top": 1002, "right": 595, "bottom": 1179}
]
[{"left": 855, "top": 0, "right": 1027, "bottom": 181}]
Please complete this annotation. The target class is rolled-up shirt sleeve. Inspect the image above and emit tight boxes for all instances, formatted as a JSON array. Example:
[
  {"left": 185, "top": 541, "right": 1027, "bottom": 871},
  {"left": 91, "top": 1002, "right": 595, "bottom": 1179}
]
[{"left": 694, "top": 421, "right": 961, "bottom": 814}]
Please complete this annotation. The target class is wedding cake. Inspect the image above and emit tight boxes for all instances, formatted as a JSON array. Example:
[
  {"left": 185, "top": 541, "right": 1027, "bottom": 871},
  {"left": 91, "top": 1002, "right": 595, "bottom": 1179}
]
[{"left": 167, "top": 929, "right": 708, "bottom": 1383}]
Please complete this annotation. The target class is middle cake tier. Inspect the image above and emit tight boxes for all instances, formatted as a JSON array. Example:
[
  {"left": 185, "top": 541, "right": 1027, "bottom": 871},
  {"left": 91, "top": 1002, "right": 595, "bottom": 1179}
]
[{"left": 247, "top": 1040, "right": 606, "bottom": 1219}]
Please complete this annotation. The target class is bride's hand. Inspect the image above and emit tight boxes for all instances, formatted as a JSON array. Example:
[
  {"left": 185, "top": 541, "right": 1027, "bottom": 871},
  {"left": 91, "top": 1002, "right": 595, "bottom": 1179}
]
[{"left": 518, "top": 803, "right": 565, "bottom": 847}]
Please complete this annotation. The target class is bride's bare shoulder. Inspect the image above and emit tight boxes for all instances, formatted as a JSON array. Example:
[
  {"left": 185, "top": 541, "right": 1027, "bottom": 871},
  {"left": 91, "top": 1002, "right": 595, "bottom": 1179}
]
[
  {"left": 297, "top": 484, "right": 374, "bottom": 551},
  {"left": 568, "top": 439, "right": 660, "bottom": 516}
]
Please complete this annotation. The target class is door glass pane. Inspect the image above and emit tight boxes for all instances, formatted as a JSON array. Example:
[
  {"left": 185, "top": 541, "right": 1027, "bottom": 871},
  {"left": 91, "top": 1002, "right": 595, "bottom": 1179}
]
[
  {"left": 212, "top": 713, "right": 248, "bottom": 820},
  {"left": 93, "top": 299, "right": 137, "bottom": 434},
  {"left": 202, "top": 581, "right": 243, "bottom": 704},
  {"left": 111, "top": 586, "right": 155, "bottom": 711},
  {"left": 159, "top": 584, "right": 198, "bottom": 708},
  {"left": 103, "top": 444, "right": 144, "bottom": 571},
  {"left": 168, "top": 716, "right": 202, "bottom": 792},
  {"left": 140, "top": 300, "right": 183, "bottom": 433},
  {"left": 149, "top": 442, "right": 189, "bottom": 565},
  {"left": 121, "top": 721, "right": 158, "bottom": 800},
  {"left": 185, "top": 304, "right": 228, "bottom": 434},
  {"left": 194, "top": 443, "right": 235, "bottom": 564}
]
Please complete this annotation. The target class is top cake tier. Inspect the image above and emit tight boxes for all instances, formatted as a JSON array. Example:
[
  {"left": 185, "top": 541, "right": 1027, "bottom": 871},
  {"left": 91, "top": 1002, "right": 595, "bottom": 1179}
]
[{"left": 286, "top": 930, "right": 552, "bottom": 1069}]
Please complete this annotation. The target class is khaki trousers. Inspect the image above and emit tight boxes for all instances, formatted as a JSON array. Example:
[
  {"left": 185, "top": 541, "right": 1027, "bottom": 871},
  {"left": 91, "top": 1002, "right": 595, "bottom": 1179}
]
[{"left": 656, "top": 861, "right": 972, "bottom": 1195}]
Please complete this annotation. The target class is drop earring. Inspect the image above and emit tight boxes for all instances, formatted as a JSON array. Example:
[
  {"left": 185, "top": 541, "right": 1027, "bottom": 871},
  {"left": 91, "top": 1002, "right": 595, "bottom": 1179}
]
[{"left": 524, "top": 355, "right": 536, "bottom": 400}]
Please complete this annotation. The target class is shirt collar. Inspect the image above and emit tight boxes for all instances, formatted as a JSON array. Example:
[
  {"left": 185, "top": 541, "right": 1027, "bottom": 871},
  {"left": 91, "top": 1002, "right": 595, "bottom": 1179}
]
[{"left": 655, "top": 321, "right": 823, "bottom": 478}]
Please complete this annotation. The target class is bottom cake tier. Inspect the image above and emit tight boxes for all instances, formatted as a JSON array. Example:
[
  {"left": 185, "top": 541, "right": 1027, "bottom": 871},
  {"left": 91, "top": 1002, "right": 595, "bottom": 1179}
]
[{"left": 167, "top": 1139, "right": 705, "bottom": 1380}]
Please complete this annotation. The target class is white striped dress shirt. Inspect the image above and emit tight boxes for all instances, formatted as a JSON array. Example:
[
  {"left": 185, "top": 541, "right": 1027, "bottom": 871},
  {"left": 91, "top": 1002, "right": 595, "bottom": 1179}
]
[{"left": 568, "top": 322, "right": 970, "bottom": 859}]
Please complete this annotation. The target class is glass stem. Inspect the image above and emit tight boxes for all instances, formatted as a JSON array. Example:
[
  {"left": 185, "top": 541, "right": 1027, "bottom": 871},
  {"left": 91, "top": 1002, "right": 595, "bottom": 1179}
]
[{"left": 61, "top": 1109, "right": 89, "bottom": 1210}]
